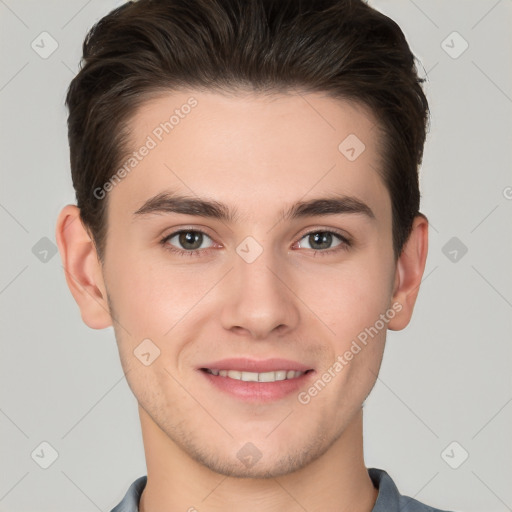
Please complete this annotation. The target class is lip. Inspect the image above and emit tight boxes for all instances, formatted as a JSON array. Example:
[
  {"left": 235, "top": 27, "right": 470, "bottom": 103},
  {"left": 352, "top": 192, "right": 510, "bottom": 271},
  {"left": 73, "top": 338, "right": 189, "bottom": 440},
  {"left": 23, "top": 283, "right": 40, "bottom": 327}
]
[
  {"left": 198, "top": 367, "right": 316, "bottom": 402},
  {"left": 197, "top": 357, "right": 314, "bottom": 373}
]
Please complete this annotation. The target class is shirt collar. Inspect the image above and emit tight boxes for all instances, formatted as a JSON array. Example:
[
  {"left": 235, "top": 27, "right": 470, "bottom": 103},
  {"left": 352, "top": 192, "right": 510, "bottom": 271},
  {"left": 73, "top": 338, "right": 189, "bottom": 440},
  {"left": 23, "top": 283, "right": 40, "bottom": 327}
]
[{"left": 111, "top": 467, "right": 426, "bottom": 512}]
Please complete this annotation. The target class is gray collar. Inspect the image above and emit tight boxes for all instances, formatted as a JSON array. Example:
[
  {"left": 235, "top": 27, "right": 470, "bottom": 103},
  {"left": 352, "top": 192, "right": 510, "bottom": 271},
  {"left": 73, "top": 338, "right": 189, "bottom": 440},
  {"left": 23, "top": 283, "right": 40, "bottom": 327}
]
[{"left": 110, "top": 467, "right": 451, "bottom": 512}]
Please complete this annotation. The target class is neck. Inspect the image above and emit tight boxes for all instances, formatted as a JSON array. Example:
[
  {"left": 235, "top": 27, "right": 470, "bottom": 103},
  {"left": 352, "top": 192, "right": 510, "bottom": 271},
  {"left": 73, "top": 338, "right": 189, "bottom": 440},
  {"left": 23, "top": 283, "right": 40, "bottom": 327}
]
[{"left": 138, "top": 406, "right": 378, "bottom": 512}]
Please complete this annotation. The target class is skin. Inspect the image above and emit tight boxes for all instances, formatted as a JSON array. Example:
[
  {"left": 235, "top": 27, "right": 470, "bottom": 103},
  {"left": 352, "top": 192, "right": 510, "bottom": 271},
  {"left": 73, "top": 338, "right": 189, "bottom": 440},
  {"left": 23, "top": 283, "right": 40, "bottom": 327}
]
[{"left": 56, "top": 90, "right": 428, "bottom": 512}]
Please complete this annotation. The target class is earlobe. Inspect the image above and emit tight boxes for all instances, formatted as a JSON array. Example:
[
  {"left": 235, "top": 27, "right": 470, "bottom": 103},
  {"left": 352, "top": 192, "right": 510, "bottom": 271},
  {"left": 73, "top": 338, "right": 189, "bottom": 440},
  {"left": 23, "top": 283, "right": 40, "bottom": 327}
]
[
  {"left": 387, "top": 213, "right": 429, "bottom": 331},
  {"left": 55, "top": 205, "right": 112, "bottom": 329}
]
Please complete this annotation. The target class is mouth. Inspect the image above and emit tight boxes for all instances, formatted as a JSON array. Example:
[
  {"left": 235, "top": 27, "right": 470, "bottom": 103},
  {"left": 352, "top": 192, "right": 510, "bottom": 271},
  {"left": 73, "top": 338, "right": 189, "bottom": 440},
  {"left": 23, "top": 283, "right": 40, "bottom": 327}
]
[
  {"left": 200, "top": 368, "right": 314, "bottom": 383},
  {"left": 198, "top": 367, "right": 315, "bottom": 402},
  {"left": 196, "top": 357, "right": 316, "bottom": 402}
]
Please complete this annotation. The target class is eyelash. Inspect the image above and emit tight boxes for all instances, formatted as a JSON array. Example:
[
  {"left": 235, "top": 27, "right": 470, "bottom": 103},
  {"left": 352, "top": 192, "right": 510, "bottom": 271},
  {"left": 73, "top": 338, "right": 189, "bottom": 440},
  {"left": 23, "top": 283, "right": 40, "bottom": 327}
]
[{"left": 159, "top": 228, "right": 352, "bottom": 258}]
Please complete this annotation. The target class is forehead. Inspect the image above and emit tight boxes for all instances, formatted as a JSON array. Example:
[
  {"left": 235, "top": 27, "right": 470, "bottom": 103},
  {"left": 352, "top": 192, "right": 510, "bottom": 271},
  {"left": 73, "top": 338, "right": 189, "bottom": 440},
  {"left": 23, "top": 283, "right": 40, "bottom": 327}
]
[{"left": 111, "top": 89, "right": 390, "bottom": 226}]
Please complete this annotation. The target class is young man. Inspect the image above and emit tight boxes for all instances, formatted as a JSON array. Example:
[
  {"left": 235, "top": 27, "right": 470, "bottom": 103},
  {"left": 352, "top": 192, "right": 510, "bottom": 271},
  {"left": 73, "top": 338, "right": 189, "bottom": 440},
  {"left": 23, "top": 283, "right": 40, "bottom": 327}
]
[{"left": 56, "top": 0, "right": 450, "bottom": 510}]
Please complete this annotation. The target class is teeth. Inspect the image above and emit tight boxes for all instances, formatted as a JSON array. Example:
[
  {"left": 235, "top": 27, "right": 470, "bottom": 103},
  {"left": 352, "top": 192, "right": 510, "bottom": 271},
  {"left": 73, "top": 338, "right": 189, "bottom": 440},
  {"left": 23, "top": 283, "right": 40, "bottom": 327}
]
[{"left": 206, "top": 369, "right": 305, "bottom": 382}]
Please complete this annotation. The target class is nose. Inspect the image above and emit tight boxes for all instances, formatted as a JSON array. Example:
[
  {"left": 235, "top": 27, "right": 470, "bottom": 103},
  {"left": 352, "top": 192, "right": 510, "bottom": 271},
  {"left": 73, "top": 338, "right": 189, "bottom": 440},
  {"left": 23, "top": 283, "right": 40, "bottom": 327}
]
[{"left": 219, "top": 246, "right": 300, "bottom": 339}]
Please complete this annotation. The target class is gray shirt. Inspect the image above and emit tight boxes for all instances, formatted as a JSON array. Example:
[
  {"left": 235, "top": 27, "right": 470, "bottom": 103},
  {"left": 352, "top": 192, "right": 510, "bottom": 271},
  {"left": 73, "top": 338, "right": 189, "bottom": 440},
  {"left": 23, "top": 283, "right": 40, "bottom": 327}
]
[{"left": 110, "top": 467, "right": 455, "bottom": 511}]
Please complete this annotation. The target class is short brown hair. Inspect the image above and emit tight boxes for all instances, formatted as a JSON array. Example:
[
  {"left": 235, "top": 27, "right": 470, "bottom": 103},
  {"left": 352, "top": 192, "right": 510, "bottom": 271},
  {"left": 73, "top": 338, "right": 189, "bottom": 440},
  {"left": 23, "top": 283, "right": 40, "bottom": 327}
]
[{"left": 65, "top": 0, "right": 430, "bottom": 262}]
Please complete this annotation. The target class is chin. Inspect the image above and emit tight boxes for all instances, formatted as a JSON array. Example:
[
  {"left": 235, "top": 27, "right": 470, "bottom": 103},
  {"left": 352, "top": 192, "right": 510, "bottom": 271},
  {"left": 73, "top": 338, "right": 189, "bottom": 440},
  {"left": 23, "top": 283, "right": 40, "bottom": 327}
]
[{"left": 183, "top": 432, "right": 330, "bottom": 480}]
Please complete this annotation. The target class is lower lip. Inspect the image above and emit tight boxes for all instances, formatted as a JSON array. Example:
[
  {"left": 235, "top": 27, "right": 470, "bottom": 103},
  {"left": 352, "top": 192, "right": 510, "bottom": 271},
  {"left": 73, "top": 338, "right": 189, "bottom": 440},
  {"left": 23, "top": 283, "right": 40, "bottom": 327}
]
[{"left": 198, "top": 369, "right": 315, "bottom": 402}]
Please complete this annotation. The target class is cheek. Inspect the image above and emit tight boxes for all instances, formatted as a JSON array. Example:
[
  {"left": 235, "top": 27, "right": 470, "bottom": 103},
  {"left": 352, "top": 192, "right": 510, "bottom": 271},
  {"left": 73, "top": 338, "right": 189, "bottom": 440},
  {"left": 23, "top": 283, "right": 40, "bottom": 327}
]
[
  {"left": 106, "top": 253, "right": 219, "bottom": 337},
  {"left": 300, "top": 255, "right": 393, "bottom": 344}
]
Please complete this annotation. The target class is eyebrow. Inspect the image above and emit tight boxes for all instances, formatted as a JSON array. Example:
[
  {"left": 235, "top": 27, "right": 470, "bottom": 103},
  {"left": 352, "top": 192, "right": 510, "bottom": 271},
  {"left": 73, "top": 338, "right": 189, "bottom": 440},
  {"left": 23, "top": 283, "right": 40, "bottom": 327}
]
[{"left": 132, "top": 191, "right": 375, "bottom": 223}]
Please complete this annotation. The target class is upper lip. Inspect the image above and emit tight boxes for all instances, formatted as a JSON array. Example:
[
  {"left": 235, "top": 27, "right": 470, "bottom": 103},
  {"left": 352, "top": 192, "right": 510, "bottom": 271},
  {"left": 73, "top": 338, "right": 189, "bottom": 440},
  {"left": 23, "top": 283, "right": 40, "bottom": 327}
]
[{"left": 198, "top": 358, "right": 313, "bottom": 373}]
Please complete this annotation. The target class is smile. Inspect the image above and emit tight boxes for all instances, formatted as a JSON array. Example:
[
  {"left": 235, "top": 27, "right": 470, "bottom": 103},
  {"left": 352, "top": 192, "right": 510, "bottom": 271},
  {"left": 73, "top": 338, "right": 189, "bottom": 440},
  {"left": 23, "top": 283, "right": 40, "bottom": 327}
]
[{"left": 202, "top": 368, "right": 313, "bottom": 382}]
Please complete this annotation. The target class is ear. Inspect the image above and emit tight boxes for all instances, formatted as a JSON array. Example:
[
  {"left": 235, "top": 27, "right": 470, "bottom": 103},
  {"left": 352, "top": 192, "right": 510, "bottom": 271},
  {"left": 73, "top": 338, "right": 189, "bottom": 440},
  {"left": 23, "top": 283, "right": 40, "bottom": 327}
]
[
  {"left": 387, "top": 213, "right": 429, "bottom": 331},
  {"left": 55, "top": 204, "right": 112, "bottom": 329}
]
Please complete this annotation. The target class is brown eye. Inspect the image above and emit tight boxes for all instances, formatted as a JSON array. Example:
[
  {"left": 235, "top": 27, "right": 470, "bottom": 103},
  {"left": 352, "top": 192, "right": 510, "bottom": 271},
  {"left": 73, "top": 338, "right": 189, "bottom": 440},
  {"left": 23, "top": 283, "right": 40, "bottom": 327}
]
[
  {"left": 178, "top": 231, "right": 203, "bottom": 250},
  {"left": 163, "top": 230, "right": 214, "bottom": 252},
  {"left": 298, "top": 231, "right": 347, "bottom": 251}
]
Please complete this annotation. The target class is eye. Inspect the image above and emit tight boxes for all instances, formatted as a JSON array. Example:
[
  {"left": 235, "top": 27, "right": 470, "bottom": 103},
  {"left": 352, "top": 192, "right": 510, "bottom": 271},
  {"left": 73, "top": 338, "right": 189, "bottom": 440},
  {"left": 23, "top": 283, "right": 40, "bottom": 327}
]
[
  {"left": 160, "top": 228, "right": 352, "bottom": 258},
  {"left": 161, "top": 229, "right": 215, "bottom": 256},
  {"left": 295, "top": 230, "right": 350, "bottom": 253}
]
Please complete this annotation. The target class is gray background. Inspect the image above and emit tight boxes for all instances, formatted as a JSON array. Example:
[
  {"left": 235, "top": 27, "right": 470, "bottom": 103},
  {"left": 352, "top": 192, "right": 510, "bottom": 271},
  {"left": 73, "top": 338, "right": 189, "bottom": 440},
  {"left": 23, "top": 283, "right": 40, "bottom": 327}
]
[{"left": 1, "top": 0, "right": 511, "bottom": 510}]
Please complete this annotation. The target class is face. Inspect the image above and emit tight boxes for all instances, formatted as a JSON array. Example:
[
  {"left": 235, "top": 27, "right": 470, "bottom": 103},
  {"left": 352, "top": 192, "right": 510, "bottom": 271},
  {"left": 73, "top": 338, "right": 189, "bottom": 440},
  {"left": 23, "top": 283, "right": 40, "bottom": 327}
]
[{"left": 100, "top": 90, "right": 398, "bottom": 478}]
